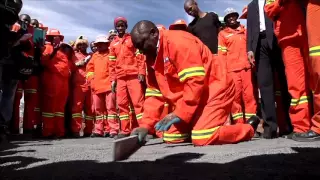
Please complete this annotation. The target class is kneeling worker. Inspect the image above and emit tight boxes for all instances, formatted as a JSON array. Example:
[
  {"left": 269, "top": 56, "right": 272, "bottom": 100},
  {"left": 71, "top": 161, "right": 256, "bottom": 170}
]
[{"left": 130, "top": 20, "right": 260, "bottom": 146}]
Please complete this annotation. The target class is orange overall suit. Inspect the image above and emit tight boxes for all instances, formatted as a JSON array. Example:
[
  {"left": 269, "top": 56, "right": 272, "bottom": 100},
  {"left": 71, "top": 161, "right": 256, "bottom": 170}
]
[
  {"left": 109, "top": 33, "right": 146, "bottom": 135},
  {"left": 40, "top": 30, "right": 73, "bottom": 137},
  {"left": 70, "top": 51, "right": 94, "bottom": 135},
  {"left": 265, "top": 0, "right": 311, "bottom": 133},
  {"left": 305, "top": 0, "right": 320, "bottom": 134},
  {"left": 87, "top": 51, "right": 119, "bottom": 136},
  {"left": 218, "top": 25, "right": 257, "bottom": 124},
  {"left": 11, "top": 23, "right": 40, "bottom": 133},
  {"left": 140, "top": 30, "right": 254, "bottom": 146}
]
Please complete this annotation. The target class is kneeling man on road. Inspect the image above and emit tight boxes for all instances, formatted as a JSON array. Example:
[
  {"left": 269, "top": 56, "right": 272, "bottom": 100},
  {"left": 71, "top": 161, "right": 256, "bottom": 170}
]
[{"left": 130, "top": 20, "right": 260, "bottom": 146}]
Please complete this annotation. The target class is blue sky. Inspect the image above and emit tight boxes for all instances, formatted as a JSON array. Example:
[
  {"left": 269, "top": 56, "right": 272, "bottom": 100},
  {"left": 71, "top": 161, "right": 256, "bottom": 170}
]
[{"left": 22, "top": 0, "right": 249, "bottom": 43}]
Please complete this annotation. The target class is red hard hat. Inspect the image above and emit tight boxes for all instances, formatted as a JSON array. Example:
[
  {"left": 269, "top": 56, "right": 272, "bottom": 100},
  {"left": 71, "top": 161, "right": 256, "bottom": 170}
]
[
  {"left": 46, "top": 28, "right": 64, "bottom": 41},
  {"left": 114, "top": 16, "right": 127, "bottom": 26},
  {"left": 39, "top": 23, "right": 48, "bottom": 31},
  {"left": 169, "top": 19, "right": 187, "bottom": 30},
  {"left": 239, "top": 6, "right": 248, "bottom": 19},
  {"left": 156, "top": 24, "right": 166, "bottom": 30}
]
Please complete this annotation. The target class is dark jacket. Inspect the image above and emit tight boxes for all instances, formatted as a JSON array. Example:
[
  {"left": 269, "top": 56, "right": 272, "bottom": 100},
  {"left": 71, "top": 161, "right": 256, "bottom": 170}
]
[{"left": 246, "top": 0, "right": 276, "bottom": 53}]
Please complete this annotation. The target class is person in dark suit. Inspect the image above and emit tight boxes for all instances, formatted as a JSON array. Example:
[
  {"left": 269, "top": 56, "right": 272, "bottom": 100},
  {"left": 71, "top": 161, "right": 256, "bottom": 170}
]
[{"left": 246, "top": 0, "right": 291, "bottom": 139}]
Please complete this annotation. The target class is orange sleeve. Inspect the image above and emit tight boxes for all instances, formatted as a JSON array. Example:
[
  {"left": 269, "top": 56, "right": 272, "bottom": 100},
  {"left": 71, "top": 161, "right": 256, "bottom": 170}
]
[
  {"left": 139, "top": 66, "right": 166, "bottom": 131},
  {"left": 218, "top": 31, "right": 227, "bottom": 56},
  {"left": 108, "top": 44, "right": 117, "bottom": 82},
  {"left": 135, "top": 49, "right": 146, "bottom": 75},
  {"left": 264, "top": 0, "right": 284, "bottom": 21},
  {"left": 86, "top": 54, "right": 95, "bottom": 82},
  {"left": 40, "top": 45, "right": 53, "bottom": 67},
  {"left": 168, "top": 38, "right": 206, "bottom": 123}
]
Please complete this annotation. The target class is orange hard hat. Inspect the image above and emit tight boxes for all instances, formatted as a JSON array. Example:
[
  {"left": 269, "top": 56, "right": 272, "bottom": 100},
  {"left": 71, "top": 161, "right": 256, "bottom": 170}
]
[
  {"left": 239, "top": 6, "right": 248, "bottom": 19},
  {"left": 39, "top": 23, "right": 48, "bottom": 31},
  {"left": 169, "top": 19, "right": 187, "bottom": 30},
  {"left": 156, "top": 24, "right": 166, "bottom": 30},
  {"left": 46, "top": 28, "right": 64, "bottom": 41}
]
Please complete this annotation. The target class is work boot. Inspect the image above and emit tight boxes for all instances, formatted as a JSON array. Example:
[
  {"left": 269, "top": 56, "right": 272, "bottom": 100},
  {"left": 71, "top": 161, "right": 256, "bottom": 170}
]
[
  {"left": 90, "top": 133, "right": 103, "bottom": 138},
  {"left": 72, "top": 132, "right": 81, "bottom": 138},
  {"left": 246, "top": 115, "right": 260, "bottom": 132},
  {"left": 32, "top": 127, "right": 42, "bottom": 138},
  {"left": 114, "top": 133, "right": 129, "bottom": 139},
  {"left": 109, "top": 133, "right": 117, "bottom": 138},
  {"left": 292, "top": 130, "right": 320, "bottom": 142},
  {"left": 281, "top": 132, "right": 302, "bottom": 139},
  {"left": 0, "top": 125, "right": 9, "bottom": 145},
  {"left": 262, "top": 128, "right": 278, "bottom": 139},
  {"left": 103, "top": 132, "right": 110, "bottom": 138},
  {"left": 83, "top": 133, "right": 91, "bottom": 138}
]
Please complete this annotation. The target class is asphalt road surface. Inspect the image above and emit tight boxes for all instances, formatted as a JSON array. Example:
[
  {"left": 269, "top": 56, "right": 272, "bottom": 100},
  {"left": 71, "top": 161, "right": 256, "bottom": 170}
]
[{"left": 1, "top": 136, "right": 320, "bottom": 180}]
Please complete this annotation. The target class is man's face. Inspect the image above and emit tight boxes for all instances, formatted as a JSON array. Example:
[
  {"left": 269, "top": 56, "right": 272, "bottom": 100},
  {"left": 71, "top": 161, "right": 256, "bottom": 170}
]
[
  {"left": 115, "top": 21, "right": 127, "bottom": 35},
  {"left": 226, "top": 14, "right": 238, "bottom": 26},
  {"left": 77, "top": 43, "right": 88, "bottom": 52},
  {"left": 184, "top": 2, "right": 198, "bottom": 17},
  {"left": 95, "top": 42, "right": 109, "bottom": 52},
  {"left": 132, "top": 29, "right": 158, "bottom": 60},
  {"left": 109, "top": 35, "right": 116, "bottom": 41},
  {"left": 30, "top": 19, "right": 39, "bottom": 28},
  {"left": 53, "top": 36, "right": 61, "bottom": 46},
  {"left": 19, "top": 15, "right": 31, "bottom": 26},
  {"left": 90, "top": 42, "right": 97, "bottom": 52}
]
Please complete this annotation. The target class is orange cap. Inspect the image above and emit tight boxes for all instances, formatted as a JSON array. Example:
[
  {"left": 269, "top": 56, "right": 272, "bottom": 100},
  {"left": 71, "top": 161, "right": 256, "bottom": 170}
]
[
  {"left": 169, "top": 19, "right": 187, "bottom": 30},
  {"left": 46, "top": 28, "right": 64, "bottom": 41},
  {"left": 239, "top": 6, "right": 248, "bottom": 19},
  {"left": 156, "top": 24, "right": 166, "bottom": 30},
  {"left": 39, "top": 23, "right": 48, "bottom": 31}
]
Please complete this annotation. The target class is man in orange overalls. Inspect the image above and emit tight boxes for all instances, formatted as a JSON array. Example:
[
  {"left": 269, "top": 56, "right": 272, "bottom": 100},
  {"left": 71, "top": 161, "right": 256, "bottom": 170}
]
[
  {"left": 130, "top": 20, "right": 260, "bottom": 146},
  {"left": 41, "top": 29, "right": 75, "bottom": 138},
  {"left": 109, "top": 17, "right": 146, "bottom": 139},
  {"left": 293, "top": 0, "right": 320, "bottom": 141},
  {"left": 70, "top": 35, "right": 94, "bottom": 137},
  {"left": 218, "top": 8, "right": 257, "bottom": 124},
  {"left": 11, "top": 14, "right": 40, "bottom": 134},
  {"left": 87, "top": 35, "right": 119, "bottom": 138},
  {"left": 265, "top": 0, "right": 311, "bottom": 138}
]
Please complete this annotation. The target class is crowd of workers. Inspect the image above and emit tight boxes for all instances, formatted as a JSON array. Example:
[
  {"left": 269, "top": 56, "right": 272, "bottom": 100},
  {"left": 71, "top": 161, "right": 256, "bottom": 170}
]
[{"left": 0, "top": 0, "right": 319, "bottom": 146}]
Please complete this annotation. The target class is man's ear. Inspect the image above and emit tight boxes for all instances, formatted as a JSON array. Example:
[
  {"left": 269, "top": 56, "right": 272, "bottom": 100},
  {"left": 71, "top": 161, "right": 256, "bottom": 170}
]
[{"left": 150, "top": 28, "right": 156, "bottom": 37}]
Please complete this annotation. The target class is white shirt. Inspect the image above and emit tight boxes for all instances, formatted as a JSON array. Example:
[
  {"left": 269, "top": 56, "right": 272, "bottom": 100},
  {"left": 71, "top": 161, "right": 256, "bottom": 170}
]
[{"left": 258, "top": 0, "right": 266, "bottom": 32}]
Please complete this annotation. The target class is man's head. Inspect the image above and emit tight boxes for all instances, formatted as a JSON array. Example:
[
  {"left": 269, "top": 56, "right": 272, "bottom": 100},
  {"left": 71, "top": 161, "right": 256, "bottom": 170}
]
[
  {"left": 114, "top": 17, "right": 127, "bottom": 36},
  {"left": 131, "top": 20, "right": 159, "bottom": 60},
  {"left": 108, "top": 29, "right": 117, "bottom": 41},
  {"left": 19, "top": 14, "right": 31, "bottom": 26},
  {"left": 75, "top": 35, "right": 88, "bottom": 52},
  {"left": 224, "top": 8, "right": 239, "bottom": 28},
  {"left": 30, "top": 19, "right": 39, "bottom": 28},
  {"left": 94, "top": 35, "right": 109, "bottom": 52},
  {"left": 59, "top": 43, "right": 74, "bottom": 60},
  {"left": 90, "top": 41, "right": 97, "bottom": 53},
  {"left": 184, "top": 0, "right": 199, "bottom": 18}
]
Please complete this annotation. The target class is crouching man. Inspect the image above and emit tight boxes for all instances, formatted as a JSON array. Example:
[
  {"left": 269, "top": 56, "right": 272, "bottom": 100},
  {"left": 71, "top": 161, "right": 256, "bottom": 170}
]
[{"left": 130, "top": 20, "right": 260, "bottom": 146}]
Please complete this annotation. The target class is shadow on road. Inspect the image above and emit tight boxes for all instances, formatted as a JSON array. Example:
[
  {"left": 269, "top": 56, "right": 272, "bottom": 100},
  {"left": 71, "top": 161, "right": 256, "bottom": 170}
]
[{"left": 1, "top": 145, "right": 320, "bottom": 180}]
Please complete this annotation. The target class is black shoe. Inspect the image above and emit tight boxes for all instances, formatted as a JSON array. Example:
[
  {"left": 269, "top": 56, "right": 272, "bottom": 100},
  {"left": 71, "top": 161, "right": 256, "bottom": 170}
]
[
  {"left": 90, "top": 133, "right": 103, "bottom": 138},
  {"left": 32, "top": 127, "right": 42, "bottom": 138},
  {"left": 114, "top": 133, "right": 129, "bottom": 139},
  {"left": 109, "top": 134, "right": 117, "bottom": 138},
  {"left": 103, "top": 132, "right": 110, "bottom": 137},
  {"left": 246, "top": 115, "right": 260, "bottom": 132},
  {"left": 83, "top": 133, "right": 91, "bottom": 138},
  {"left": 23, "top": 129, "right": 33, "bottom": 134},
  {"left": 292, "top": 130, "right": 320, "bottom": 142},
  {"left": 282, "top": 132, "right": 297, "bottom": 139},
  {"left": 253, "top": 132, "right": 261, "bottom": 139},
  {"left": 72, "top": 133, "right": 81, "bottom": 138}
]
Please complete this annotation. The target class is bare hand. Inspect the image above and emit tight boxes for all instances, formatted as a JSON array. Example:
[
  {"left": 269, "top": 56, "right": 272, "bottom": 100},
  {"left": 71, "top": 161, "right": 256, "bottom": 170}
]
[
  {"left": 247, "top": 51, "right": 255, "bottom": 67},
  {"left": 138, "top": 74, "right": 145, "bottom": 83}
]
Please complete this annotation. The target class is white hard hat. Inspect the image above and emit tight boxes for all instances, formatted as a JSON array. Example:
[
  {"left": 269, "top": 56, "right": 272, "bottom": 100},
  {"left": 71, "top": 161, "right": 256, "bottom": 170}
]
[
  {"left": 224, "top": 7, "right": 239, "bottom": 21},
  {"left": 94, "top": 35, "right": 109, "bottom": 44}
]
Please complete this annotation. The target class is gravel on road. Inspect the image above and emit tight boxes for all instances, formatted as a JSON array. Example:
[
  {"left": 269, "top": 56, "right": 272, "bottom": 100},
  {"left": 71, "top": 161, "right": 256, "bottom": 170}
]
[{"left": 1, "top": 136, "right": 320, "bottom": 180}]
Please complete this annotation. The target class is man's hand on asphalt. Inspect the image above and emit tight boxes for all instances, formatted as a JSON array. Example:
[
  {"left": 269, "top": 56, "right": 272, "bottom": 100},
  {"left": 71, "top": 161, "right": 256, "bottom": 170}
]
[
  {"left": 111, "top": 81, "right": 117, "bottom": 93},
  {"left": 247, "top": 51, "right": 255, "bottom": 67},
  {"left": 138, "top": 74, "right": 145, "bottom": 83},
  {"left": 155, "top": 113, "right": 181, "bottom": 131},
  {"left": 131, "top": 127, "right": 148, "bottom": 145}
]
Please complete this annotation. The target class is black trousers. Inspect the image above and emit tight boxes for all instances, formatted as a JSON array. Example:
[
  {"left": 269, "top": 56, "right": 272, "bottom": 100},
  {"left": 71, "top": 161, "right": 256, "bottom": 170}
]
[{"left": 255, "top": 32, "right": 291, "bottom": 137}]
